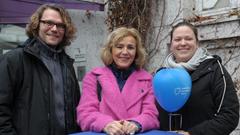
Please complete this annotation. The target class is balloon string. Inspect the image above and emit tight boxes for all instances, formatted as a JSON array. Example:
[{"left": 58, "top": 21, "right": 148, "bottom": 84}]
[
  {"left": 169, "top": 113, "right": 172, "bottom": 131},
  {"left": 168, "top": 113, "right": 183, "bottom": 131}
]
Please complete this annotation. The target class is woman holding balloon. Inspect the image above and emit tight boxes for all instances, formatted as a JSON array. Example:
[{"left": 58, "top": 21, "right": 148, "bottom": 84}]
[{"left": 155, "top": 21, "right": 239, "bottom": 135}]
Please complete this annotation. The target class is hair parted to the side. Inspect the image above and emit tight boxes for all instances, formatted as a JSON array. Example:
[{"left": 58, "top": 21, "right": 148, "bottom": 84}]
[
  {"left": 170, "top": 21, "right": 199, "bottom": 43},
  {"left": 101, "top": 27, "right": 147, "bottom": 69},
  {"left": 26, "top": 3, "right": 76, "bottom": 47}
]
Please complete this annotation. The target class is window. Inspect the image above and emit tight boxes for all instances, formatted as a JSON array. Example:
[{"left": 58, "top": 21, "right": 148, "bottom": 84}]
[
  {"left": 0, "top": 24, "right": 27, "bottom": 55},
  {"left": 77, "top": 66, "right": 86, "bottom": 81},
  {"left": 195, "top": 0, "right": 240, "bottom": 23}
]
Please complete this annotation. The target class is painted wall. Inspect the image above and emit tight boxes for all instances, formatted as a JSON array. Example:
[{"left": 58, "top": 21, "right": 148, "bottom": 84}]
[{"left": 66, "top": 9, "right": 107, "bottom": 87}]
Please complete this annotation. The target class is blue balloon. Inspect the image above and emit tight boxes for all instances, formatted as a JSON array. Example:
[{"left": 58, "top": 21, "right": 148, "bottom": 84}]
[{"left": 153, "top": 68, "right": 192, "bottom": 112}]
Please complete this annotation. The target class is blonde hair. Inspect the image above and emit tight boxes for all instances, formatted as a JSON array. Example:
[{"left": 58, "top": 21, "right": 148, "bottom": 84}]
[
  {"left": 26, "top": 3, "right": 76, "bottom": 47},
  {"left": 101, "top": 27, "right": 147, "bottom": 69}
]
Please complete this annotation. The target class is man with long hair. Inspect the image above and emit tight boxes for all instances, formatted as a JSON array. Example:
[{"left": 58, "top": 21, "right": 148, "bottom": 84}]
[{"left": 0, "top": 4, "right": 80, "bottom": 135}]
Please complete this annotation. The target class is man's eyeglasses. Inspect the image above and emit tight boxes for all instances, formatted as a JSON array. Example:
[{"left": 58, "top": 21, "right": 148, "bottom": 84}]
[{"left": 40, "top": 20, "right": 66, "bottom": 31}]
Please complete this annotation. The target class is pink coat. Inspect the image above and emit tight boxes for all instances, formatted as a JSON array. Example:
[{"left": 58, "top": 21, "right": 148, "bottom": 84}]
[{"left": 77, "top": 67, "right": 159, "bottom": 132}]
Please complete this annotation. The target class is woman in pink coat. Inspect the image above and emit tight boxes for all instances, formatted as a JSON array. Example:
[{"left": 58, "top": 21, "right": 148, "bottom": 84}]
[{"left": 77, "top": 27, "right": 159, "bottom": 135}]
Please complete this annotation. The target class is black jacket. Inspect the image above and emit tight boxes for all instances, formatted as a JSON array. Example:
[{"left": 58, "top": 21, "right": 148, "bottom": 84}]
[
  {"left": 158, "top": 56, "right": 239, "bottom": 135},
  {"left": 0, "top": 38, "right": 80, "bottom": 135}
]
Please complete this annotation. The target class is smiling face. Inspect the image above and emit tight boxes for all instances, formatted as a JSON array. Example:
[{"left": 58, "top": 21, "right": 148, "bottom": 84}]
[
  {"left": 170, "top": 25, "right": 198, "bottom": 63},
  {"left": 38, "top": 8, "right": 65, "bottom": 46},
  {"left": 112, "top": 36, "right": 137, "bottom": 70}
]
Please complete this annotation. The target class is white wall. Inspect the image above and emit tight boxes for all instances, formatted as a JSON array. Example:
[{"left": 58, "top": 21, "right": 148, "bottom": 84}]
[
  {"left": 67, "top": 9, "right": 107, "bottom": 71},
  {"left": 65, "top": 9, "right": 107, "bottom": 89}
]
